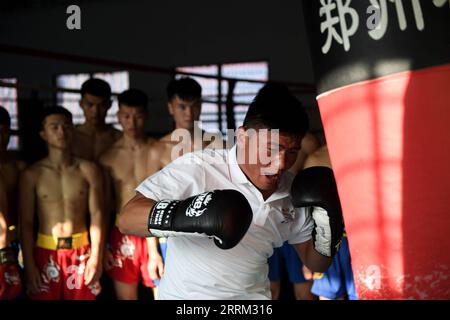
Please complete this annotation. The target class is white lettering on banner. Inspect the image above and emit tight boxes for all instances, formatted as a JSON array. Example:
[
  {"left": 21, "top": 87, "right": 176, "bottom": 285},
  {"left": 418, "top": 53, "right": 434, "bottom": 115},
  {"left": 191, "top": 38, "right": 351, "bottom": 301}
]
[
  {"left": 390, "top": 0, "right": 424, "bottom": 31},
  {"left": 320, "top": 0, "right": 342, "bottom": 53},
  {"left": 319, "top": 0, "right": 447, "bottom": 53},
  {"left": 433, "top": 0, "right": 449, "bottom": 8},
  {"left": 320, "top": 0, "right": 359, "bottom": 53}
]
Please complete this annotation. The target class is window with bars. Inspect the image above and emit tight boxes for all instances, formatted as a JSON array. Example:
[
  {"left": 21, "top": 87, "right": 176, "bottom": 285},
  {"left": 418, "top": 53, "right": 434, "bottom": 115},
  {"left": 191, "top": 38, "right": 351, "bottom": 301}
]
[
  {"left": 0, "top": 78, "right": 19, "bottom": 150},
  {"left": 55, "top": 71, "right": 130, "bottom": 130},
  {"left": 176, "top": 62, "right": 268, "bottom": 136}
]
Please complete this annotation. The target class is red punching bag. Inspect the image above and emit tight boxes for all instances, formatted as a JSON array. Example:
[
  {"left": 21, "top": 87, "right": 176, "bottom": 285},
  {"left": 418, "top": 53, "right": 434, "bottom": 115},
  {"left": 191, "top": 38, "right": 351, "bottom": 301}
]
[{"left": 302, "top": 0, "right": 450, "bottom": 299}]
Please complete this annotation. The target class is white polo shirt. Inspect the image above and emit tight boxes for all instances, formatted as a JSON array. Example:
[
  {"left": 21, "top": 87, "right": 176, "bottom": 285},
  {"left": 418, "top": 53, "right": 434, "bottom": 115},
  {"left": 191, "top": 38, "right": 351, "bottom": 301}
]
[{"left": 136, "top": 145, "right": 313, "bottom": 300}]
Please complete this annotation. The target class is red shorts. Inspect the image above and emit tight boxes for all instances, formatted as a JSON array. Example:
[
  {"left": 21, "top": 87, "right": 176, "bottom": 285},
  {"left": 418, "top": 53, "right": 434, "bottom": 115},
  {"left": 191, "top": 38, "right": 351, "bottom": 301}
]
[
  {"left": 29, "top": 243, "right": 101, "bottom": 300},
  {"left": 107, "top": 226, "right": 154, "bottom": 287},
  {"left": 0, "top": 263, "right": 22, "bottom": 300}
]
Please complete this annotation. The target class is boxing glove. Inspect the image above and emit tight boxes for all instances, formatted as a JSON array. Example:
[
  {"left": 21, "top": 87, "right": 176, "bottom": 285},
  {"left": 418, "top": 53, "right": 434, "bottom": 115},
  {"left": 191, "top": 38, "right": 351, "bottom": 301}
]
[
  {"left": 291, "top": 166, "right": 344, "bottom": 257},
  {"left": 147, "top": 189, "right": 253, "bottom": 249},
  {"left": 0, "top": 246, "right": 22, "bottom": 300}
]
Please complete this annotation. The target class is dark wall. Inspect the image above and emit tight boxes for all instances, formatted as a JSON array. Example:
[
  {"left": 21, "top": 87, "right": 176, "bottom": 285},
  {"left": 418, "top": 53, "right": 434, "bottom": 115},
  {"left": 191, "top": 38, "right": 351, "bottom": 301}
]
[{"left": 0, "top": 0, "right": 321, "bottom": 136}]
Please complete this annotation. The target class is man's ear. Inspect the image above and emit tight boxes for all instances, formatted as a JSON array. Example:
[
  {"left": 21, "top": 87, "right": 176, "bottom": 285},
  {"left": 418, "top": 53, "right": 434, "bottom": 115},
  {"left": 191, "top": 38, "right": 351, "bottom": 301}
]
[
  {"left": 236, "top": 126, "right": 247, "bottom": 146},
  {"left": 167, "top": 101, "right": 174, "bottom": 115},
  {"left": 39, "top": 129, "right": 47, "bottom": 141}
]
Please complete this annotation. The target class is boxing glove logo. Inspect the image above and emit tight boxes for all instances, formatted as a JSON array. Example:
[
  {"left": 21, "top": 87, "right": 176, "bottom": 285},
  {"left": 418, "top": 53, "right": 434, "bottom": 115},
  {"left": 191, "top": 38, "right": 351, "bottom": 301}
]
[{"left": 186, "top": 191, "right": 214, "bottom": 217}]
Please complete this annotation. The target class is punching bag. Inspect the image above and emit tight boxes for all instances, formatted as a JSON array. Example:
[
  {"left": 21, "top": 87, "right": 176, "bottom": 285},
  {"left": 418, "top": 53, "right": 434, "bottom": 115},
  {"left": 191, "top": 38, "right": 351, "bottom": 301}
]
[{"left": 302, "top": 0, "right": 450, "bottom": 299}]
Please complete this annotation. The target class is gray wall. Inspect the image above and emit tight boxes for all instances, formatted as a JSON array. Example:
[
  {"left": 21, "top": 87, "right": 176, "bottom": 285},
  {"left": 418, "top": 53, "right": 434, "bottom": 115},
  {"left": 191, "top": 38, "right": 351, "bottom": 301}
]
[{"left": 0, "top": 0, "right": 323, "bottom": 138}]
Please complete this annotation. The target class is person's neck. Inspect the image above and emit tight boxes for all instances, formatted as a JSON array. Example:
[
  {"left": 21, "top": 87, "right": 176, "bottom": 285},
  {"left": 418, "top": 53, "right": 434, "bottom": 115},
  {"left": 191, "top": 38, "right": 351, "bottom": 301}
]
[
  {"left": 261, "top": 189, "right": 275, "bottom": 201},
  {"left": 47, "top": 147, "right": 72, "bottom": 169},
  {"left": 83, "top": 121, "right": 108, "bottom": 133},
  {"left": 122, "top": 133, "right": 146, "bottom": 147},
  {"left": 175, "top": 123, "right": 202, "bottom": 137}
]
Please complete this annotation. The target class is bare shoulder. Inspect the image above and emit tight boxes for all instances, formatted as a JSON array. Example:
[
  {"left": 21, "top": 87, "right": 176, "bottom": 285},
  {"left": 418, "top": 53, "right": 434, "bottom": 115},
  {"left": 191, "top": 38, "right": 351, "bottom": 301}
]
[
  {"left": 147, "top": 140, "right": 162, "bottom": 161},
  {"left": 112, "top": 127, "right": 122, "bottom": 138},
  {"left": 149, "top": 137, "right": 169, "bottom": 153},
  {"left": 17, "top": 159, "right": 27, "bottom": 171},
  {"left": 98, "top": 139, "right": 123, "bottom": 166},
  {"left": 158, "top": 132, "right": 176, "bottom": 144},
  {"left": 21, "top": 160, "right": 44, "bottom": 182},
  {"left": 304, "top": 145, "right": 331, "bottom": 169},
  {"left": 76, "top": 158, "right": 101, "bottom": 177},
  {"left": 145, "top": 136, "right": 157, "bottom": 146},
  {"left": 73, "top": 124, "right": 88, "bottom": 136},
  {"left": 301, "top": 132, "right": 321, "bottom": 155}
]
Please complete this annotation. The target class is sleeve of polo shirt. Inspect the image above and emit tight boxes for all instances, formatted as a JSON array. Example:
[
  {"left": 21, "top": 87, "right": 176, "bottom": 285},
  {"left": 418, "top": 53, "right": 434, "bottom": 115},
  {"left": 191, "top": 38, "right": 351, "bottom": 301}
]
[
  {"left": 287, "top": 207, "right": 314, "bottom": 245},
  {"left": 136, "top": 152, "right": 205, "bottom": 201}
]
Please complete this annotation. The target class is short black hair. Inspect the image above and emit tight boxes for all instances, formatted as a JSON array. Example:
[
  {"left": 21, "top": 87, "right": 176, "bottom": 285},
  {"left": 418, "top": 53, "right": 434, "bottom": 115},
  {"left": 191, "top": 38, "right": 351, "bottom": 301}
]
[
  {"left": 0, "top": 106, "right": 11, "bottom": 127},
  {"left": 166, "top": 77, "right": 202, "bottom": 101},
  {"left": 81, "top": 78, "right": 112, "bottom": 99},
  {"left": 40, "top": 106, "right": 73, "bottom": 129},
  {"left": 243, "top": 83, "right": 309, "bottom": 137},
  {"left": 118, "top": 89, "right": 148, "bottom": 110}
]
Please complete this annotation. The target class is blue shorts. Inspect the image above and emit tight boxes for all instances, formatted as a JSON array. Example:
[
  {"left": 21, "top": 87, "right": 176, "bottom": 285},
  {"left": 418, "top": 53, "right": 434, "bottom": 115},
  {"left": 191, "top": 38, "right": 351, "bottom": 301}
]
[
  {"left": 268, "top": 242, "right": 306, "bottom": 283},
  {"left": 311, "top": 236, "right": 357, "bottom": 300},
  {"left": 152, "top": 238, "right": 167, "bottom": 286}
]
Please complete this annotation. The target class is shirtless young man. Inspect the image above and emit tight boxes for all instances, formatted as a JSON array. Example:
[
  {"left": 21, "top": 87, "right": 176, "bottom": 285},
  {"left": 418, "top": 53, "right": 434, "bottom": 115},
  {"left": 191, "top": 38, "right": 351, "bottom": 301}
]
[
  {"left": 0, "top": 174, "right": 22, "bottom": 299},
  {"left": 146, "top": 77, "right": 225, "bottom": 284},
  {"left": 0, "top": 106, "right": 26, "bottom": 250},
  {"left": 147, "top": 77, "right": 224, "bottom": 172},
  {"left": 20, "top": 106, "right": 104, "bottom": 299},
  {"left": 99, "top": 89, "right": 161, "bottom": 300},
  {"left": 72, "top": 78, "right": 121, "bottom": 162}
]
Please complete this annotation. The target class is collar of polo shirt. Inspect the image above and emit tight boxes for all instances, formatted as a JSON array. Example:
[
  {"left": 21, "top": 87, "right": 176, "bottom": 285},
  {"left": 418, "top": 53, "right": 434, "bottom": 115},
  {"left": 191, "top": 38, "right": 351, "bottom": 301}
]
[{"left": 227, "top": 145, "right": 249, "bottom": 184}]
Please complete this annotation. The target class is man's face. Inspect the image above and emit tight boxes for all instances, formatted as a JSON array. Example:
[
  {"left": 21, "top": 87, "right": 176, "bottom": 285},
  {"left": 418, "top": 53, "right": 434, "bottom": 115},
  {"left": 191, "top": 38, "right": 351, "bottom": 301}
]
[
  {"left": 117, "top": 105, "right": 147, "bottom": 138},
  {"left": 79, "top": 93, "right": 111, "bottom": 125},
  {"left": 168, "top": 95, "right": 201, "bottom": 130},
  {"left": 40, "top": 114, "right": 73, "bottom": 150},
  {"left": 0, "top": 124, "right": 10, "bottom": 151},
  {"left": 237, "top": 127, "right": 302, "bottom": 194}
]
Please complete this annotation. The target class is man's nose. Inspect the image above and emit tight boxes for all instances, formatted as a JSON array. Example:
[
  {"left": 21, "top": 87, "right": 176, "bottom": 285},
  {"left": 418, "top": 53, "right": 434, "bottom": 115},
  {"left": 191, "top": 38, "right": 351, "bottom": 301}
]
[
  {"left": 272, "top": 152, "right": 287, "bottom": 172},
  {"left": 91, "top": 105, "right": 99, "bottom": 116},
  {"left": 58, "top": 126, "right": 67, "bottom": 137},
  {"left": 185, "top": 106, "right": 193, "bottom": 118}
]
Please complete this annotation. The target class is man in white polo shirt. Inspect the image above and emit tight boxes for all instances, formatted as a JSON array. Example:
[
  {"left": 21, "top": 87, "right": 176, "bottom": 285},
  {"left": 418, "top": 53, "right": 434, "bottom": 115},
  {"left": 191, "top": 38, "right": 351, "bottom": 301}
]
[{"left": 118, "top": 84, "right": 344, "bottom": 299}]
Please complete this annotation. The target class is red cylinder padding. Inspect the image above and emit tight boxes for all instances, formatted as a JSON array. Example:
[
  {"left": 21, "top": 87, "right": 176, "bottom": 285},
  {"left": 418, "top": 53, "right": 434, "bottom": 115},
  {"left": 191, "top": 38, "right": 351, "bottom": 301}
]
[{"left": 318, "top": 64, "right": 450, "bottom": 299}]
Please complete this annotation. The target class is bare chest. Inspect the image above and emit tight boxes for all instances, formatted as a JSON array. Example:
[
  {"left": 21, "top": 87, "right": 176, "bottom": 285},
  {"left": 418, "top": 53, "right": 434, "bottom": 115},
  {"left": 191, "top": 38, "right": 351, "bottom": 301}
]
[
  {"left": 36, "top": 168, "right": 88, "bottom": 202},
  {"left": 109, "top": 149, "right": 149, "bottom": 184},
  {"left": 74, "top": 130, "right": 118, "bottom": 160}
]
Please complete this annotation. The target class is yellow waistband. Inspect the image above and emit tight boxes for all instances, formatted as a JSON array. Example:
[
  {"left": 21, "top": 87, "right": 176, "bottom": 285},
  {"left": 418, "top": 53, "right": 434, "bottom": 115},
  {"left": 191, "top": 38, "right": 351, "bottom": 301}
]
[{"left": 36, "top": 232, "right": 89, "bottom": 250}]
